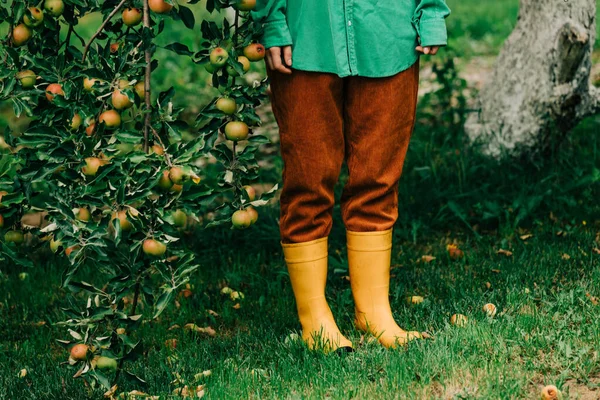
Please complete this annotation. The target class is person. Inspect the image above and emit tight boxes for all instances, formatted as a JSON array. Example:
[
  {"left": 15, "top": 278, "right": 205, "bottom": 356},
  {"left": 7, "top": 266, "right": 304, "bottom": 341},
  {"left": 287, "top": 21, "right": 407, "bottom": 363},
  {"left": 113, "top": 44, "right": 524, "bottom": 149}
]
[{"left": 251, "top": 0, "right": 451, "bottom": 352}]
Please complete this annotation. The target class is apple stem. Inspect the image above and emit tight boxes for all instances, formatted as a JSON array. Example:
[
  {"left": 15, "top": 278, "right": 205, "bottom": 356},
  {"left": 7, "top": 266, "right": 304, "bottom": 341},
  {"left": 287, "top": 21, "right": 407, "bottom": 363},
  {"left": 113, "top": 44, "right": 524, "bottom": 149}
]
[{"left": 81, "top": 0, "right": 128, "bottom": 62}]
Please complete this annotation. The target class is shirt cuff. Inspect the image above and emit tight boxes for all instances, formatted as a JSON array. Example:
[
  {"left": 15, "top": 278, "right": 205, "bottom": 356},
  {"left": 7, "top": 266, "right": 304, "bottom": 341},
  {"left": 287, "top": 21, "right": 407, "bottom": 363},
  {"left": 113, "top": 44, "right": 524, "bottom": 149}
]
[
  {"left": 261, "top": 20, "right": 293, "bottom": 49},
  {"left": 415, "top": 18, "right": 448, "bottom": 47}
]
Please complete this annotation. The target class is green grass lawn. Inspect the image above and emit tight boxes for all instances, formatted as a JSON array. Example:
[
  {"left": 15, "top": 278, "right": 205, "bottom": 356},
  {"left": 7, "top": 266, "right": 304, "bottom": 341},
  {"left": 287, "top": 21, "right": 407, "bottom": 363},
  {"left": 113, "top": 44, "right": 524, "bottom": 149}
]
[{"left": 1, "top": 201, "right": 599, "bottom": 399}]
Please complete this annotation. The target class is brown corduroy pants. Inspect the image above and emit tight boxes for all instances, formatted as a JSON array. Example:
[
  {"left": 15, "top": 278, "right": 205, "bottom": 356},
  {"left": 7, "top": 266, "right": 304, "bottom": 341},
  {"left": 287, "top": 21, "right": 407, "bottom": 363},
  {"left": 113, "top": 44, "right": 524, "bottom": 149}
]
[{"left": 267, "top": 61, "right": 420, "bottom": 244}]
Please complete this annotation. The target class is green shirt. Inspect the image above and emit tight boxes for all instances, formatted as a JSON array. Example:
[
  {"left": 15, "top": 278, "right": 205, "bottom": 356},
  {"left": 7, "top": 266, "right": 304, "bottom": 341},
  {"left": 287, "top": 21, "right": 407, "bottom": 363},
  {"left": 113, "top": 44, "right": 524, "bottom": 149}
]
[{"left": 251, "top": 0, "right": 451, "bottom": 78}]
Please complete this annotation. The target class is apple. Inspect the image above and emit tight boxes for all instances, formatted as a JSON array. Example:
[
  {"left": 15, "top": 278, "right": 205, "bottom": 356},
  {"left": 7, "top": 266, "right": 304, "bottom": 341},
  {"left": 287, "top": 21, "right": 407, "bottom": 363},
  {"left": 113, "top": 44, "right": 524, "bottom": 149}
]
[
  {"left": 85, "top": 119, "right": 96, "bottom": 137},
  {"left": 12, "top": 24, "right": 32, "bottom": 47},
  {"left": 44, "top": 0, "right": 65, "bottom": 17},
  {"left": 45, "top": 83, "right": 64, "bottom": 102},
  {"left": 4, "top": 230, "right": 25, "bottom": 244},
  {"left": 83, "top": 77, "right": 101, "bottom": 92},
  {"left": 99, "top": 110, "right": 121, "bottom": 128},
  {"left": 96, "top": 356, "right": 118, "bottom": 371},
  {"left": 215, "top": 97, "right": 237, "bottom": 115},
  {"left": 112, "top": 210, "right": 133, "bottom": 231},
  {"left": 23, "top": 7, "right": 45, "bottom": 28},
  {"left": 236, "top": 0, "right": 256, "bottom": 11},
  {"left": 110, "top": 42, "right": 120, "bottom": 53},
  {"left": 232, "top": 210, "right": 252, "bottom": 229},
  {"left": 70, "top": 113, "right": 82, "bottom": 130},
  {"left": 122, "top": 7, "right": 142, "bottom": 26},
  {"left": 204, "top": 63, "right": 216, "bottom": 73},
  {"left": 246, "top": 206, "right": 258, "bottom": 224},
  {"left": 112, "top": 89, "right": 133, "bottom": 110},
  {"left": 171, "top": 184, "right": 183, "bottom": 193},
  {"left": 50, "top": 237, "right": 62, "bottom": 253},
  {"left": 243, "top": 43, "right": 265, "bottom": 61},
  {"left": 242, "top": 185, "right": 256, "bottom": 201},
  {"left": 70, "top": 344, "right": 88, "bottom": 361},
  {"left": 540, "top": 385, "right": 562, "bottom": 400},
  {"left": 226, "top": 56, "right": 251, "bottom": 76},
  {"left": 76, "top": 207, "right": 91, "bottom": 222},
  {"left": 143, "top": 238, "right": 167, "bottom": 256},
  {"left": 65, "top": 245, "right": 80, "bottom": 257},
  {"left": 209, "top": 47, "right": 229, "bottom": 68},
  {"left": 134, "top": 81, "right": 145, "bottom": 99},
  {"left": 172, "top": 210, "right": 187, "bottom": 228},
  {"left": 450, "top": 313, "right": 468, "bottom": 327},
  {"left": 0, "top": 214, "right": 4, "bottom": 228},
  {"left": 117, "top": 79, "right": 130, "bottom": 90},
  {"left": 224, "top": 121, "right": 249, "bottom": 141},
  {"left": 157, "top": 170, "right": 173, "bottom": 190},
  {"left": 18, "top": 272, "right": 29, "bottom": 281},
  {"left": 116, "top": 328, "right": 126, "bottom": 335},
  {"left": 149, "top": 0, "right": 173, "bottom": 13},
  {"left": 16, "top": 70, "right": 36, "bottom": 88},
  {"left": 151, "top": 144, "right": 164, "bottom": 155},
  {"left": 168, "top": 166, "right": 185, "bottom": 184},
  {"left": 82, "top": 157, "right": 103, "bottom": 176}
]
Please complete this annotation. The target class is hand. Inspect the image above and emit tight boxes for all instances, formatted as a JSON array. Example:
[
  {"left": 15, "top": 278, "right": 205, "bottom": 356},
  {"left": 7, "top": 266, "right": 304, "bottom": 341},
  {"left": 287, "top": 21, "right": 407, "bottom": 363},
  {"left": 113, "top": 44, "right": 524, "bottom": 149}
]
[
  {"left": 415, "top": 45, "right": 440, "bottom": 55},
  {"left": 266, "top": 45, "right": 293, "bottom": 74}
]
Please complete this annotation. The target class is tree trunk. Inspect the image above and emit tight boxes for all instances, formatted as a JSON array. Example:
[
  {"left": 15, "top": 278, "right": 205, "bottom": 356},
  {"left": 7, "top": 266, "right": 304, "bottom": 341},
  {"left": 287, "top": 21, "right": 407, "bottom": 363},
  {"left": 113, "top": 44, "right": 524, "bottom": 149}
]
[{"left": 464, "top": 0, "right": 599, "bottom": 155}]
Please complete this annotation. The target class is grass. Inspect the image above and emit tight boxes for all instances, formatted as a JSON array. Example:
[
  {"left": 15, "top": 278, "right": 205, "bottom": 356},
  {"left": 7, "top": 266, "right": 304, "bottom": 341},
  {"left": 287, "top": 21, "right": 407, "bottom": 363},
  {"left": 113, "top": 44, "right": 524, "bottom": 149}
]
[
  {"left": 2, "top": 1, "right": 600, "bottom": 399},
  {"left": 1, "top": 202, "right": 599, "bottom": 399}
]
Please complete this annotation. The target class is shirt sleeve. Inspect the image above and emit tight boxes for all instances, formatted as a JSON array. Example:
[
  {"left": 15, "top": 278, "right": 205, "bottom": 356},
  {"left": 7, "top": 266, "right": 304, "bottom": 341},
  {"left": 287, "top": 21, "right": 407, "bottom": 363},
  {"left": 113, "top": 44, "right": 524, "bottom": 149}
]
[
  {"left": 412, "top": 0, "right": 451, "bottom": 47},
  {"left": 250, "top": 1, "right": 293, "bottom": 49}
]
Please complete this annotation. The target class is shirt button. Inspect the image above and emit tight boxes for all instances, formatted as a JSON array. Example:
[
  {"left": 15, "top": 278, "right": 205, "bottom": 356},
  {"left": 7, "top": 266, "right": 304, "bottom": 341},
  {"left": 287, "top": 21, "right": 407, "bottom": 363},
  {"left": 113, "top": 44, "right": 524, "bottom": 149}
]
[{"left": 348, "top": 20, "right": 352, "bottom": 26}]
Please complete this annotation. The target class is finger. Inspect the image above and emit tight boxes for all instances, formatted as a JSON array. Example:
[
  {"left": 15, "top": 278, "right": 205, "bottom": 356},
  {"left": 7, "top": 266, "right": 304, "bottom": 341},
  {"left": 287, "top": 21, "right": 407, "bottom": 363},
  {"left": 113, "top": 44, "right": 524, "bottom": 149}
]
[
  {"left": 424, "top": 47, "right": 430, "bottom": 55},
  {"left": 282, "top": 46, "right": 293, "bottom": 67},
  {"left": 415, "top": 46, "right": 424, "bottom": 53},
  {"left": 269, "top": 47, "right": 282, "bottom": 70},
  {"left": 265, "top": 52, "right": 275, "bottom": 70},
  {"left": 430, "top": 47, "right": 439, "bottom": 55}
]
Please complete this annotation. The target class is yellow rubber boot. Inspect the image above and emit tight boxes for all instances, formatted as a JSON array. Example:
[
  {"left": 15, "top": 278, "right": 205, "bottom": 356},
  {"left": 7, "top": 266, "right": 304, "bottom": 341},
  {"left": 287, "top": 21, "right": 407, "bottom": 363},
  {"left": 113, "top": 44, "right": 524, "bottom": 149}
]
[
  {"left": 347, "top": 229, "right": 421, "bottom": 348},
  {"left": 282, "top": 237, "right": 353, "bottom": 353}
]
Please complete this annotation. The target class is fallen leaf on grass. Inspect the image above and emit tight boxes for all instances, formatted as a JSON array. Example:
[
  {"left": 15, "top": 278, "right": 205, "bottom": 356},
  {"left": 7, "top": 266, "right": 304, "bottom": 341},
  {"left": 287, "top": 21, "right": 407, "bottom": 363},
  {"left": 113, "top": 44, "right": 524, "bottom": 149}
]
[
  {"left": 519, "top": 234, "right": 533, "bottom": 241},
  {"left": 592, "top": 248, "right": 600, "bottom": 255},
  {"left": 561, "top": 253, "right": 571, "bottom": 260},
  {"left": 420, "top": 331, "right": 434, "bottom": 340},
  {"left": 420, "top": 255, "right": 436, "bottom": 263},
  {"left": 497, "top": 249, "right": 513, "bottom": 257},
  {"left": 18, "top": 369, "right": 27, "bottom": 378},
  {"left": 491, "top": 269, "right": 501, "bottom": 274},
  {"left": 103, "top": 385, "right": 118, "bottom": 398},
  {"left": 183, "top": 324, "right": 216, "bottom": 337},
  {"left": 446, "top": 244, "right": 464, "bottom": 260},
  {"left": 586, "top": 293, "right": 599, "bottom": 306},
  {"left": 168, "top": 324, "right": 180, "bottom": 331},
  {"left": 207, "top": 310, "right": 219, "bottom": 317},
  {"left": 484, "top": 282, "right": 492, "bottom": 289},
  {"left": 232, "top": 303, "right": 241, "bottom": 309}
]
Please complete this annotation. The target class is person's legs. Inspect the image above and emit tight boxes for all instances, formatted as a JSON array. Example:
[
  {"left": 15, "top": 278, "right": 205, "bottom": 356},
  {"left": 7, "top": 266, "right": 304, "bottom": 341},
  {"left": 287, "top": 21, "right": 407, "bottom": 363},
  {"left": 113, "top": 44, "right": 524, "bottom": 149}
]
[
  {"left": 341, "top": 61, "right": 421, "bottom": 348},
  {"left": 268, "top": 68, "right": 352, "bottom": 352},
  {"left": 268, "top": 68, "right": 345, "bottom": 244}
]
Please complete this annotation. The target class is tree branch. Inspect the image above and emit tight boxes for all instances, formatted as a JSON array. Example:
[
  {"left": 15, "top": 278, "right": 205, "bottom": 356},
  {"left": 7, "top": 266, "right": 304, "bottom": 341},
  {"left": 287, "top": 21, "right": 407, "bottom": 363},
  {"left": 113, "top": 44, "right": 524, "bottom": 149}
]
[
  {"left": 143, "top": 0, "right": 152, "bottom": 153},
  {"left": 81, "top": 0, "right": 128, "bottom": 62}
]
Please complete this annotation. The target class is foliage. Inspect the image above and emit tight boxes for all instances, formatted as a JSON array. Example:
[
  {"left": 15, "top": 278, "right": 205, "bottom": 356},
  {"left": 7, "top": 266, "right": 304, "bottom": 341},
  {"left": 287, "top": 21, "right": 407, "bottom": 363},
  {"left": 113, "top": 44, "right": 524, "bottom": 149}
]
[{"left": 0, "top": 0, "right": 274, "bottom": 389}]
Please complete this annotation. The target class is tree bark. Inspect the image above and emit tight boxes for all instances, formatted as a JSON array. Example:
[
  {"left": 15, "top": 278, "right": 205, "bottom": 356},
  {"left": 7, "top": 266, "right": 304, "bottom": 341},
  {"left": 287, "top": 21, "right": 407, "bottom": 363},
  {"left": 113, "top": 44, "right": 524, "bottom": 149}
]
[{"left": 465, "top": 0, "right": 599, "bottom": 155}]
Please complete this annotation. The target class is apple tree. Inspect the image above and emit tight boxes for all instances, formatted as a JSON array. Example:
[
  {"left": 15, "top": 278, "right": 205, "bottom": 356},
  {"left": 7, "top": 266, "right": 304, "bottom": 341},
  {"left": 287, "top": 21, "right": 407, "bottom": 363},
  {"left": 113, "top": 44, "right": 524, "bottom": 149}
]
[{"left": 0, "top": 0, "right": 274, "bottom": 390}]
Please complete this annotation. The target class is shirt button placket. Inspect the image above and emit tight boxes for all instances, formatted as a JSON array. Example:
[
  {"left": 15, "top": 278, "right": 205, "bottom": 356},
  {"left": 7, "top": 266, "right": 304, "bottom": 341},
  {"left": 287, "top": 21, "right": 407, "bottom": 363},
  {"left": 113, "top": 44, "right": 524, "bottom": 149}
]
[{"left": 346, "top": 0, "right": 358, "bottom": 75}]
